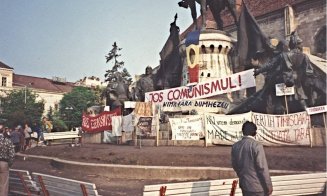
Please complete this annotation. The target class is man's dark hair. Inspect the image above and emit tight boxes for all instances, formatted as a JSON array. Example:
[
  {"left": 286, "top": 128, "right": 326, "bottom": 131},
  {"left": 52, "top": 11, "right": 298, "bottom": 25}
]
[{"left": 242, "top": 121, "right": 257, "bottom": 136}]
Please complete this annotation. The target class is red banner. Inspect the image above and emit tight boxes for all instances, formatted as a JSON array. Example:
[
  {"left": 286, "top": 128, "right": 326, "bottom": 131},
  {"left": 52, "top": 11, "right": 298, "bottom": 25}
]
[{"left": 82, "top": 107, "right": 121, "bottom": 133}]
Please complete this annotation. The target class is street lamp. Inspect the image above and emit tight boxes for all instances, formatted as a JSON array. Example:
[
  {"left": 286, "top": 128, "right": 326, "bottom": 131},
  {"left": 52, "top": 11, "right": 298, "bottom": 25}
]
[
  {"left": 65, "top": 106, "right": 73, "bottom": 110},
  {"left": 65, "top": 106, "right": 74, "bottom": 130},
  {"left": 12, "top": 82, "right": 31, "bottom": 104}
]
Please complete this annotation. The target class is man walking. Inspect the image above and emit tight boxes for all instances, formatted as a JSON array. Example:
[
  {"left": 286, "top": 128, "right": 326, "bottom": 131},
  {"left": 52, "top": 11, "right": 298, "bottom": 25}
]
[
  {"left": 231, "top": 121, "right": 273, "bottom": 196},
  {"left": 0, "top": 128, "right": 15, "bottom": 196}
]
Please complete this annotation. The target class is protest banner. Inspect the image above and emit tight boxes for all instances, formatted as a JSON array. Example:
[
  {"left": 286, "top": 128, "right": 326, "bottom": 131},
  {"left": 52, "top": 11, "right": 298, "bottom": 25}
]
[
  {"left": 252, "top": 111, "right": 311, "bottom": 146},
  {"left": 275, "top": 83, "right": 295, "bottom": 96},
  {"left": 145, "top": 69, "right": 256, "bottom": 103},
  {"left": 137, "top": 116, "right": 153, "bottom": 135},
  {"left": 162, "top": 99, "right": 230, "bottom": 113},
  {"left": 205, "top": 112, "right": 311, "bottom": 146},
  {"left": 306, "top": 105, "right": 327, "bottom": 115},
  {"left": 169, "top": 115, "right": 204, "bottom": 140},
  {"left": 205, "top": 112, "right": 252, "bottom": 145},
  {"left": 82, "top": 107, "right": 121, "bottom": 133},
  {"left": 306, "top": 105, "right": 327, "bottom": 129}
]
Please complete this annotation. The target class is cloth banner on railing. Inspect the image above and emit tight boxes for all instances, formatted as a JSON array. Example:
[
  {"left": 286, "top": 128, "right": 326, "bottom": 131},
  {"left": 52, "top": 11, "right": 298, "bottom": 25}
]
[
  {"left": 205, "top": 111, "right": 311, "bottom": 146},
  {"left": 169, "top": 115, "right": 204, "bottom": 140},
  {"left": 122, "top": 112, "right": 134, "bottom": 133},
  {"left": 205, "top": 112, "right": 252, "bottom": 145},
  {"left": 112, "top": 116, "right": 122, "bottom": 136},
  {"left": 82, "top": 107, "right": 121, "bottom": 133},
  {"left": 252, "top": 111, "right": 311, "bottom": 146}
]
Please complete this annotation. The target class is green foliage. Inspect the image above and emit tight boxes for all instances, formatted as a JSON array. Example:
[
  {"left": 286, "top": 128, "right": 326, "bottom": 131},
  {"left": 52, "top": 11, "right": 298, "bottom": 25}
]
[
  {"left": 59, "top": 86, "right": 97, "bottom": 129},
  {"left": 105, "top": 42, "right": 132, "bottom": 85},
  {"left": 0, "top": 89, "right": 44, "bottom": 127},
  {"left": 92, "top": 85, "right": 106, "bottom": 105},
  {"left": 51, "top": 111, "right": 68, "bottom": 132}
]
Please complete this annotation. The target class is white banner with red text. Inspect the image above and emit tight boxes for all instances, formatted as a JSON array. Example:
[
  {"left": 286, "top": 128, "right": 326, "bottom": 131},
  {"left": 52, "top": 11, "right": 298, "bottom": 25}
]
[
  {"left": 145, "top": 69, "right": 256, "bottom": 103},
  {"left": 252, "top": 111, "right": 311, "bottom": 146},
  {"left": 178, "top": 111, "right": 312, "bottom": 146},
  {"left": 205, "top": 112, "right": 252, "bottom": 145},
  {"left": 169, "top": 115, "right": 205, "bottom": 140}
]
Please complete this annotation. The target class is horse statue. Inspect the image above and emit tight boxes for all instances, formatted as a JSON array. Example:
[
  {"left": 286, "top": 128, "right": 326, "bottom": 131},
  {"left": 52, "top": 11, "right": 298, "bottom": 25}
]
[{"left": 178, "top": 0, "right": 238, "bottom": 30}]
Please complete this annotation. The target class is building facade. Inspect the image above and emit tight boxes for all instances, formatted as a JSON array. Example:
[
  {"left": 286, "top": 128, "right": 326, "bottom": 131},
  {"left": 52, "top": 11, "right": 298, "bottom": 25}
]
[{"left": 0, "top": 61, "right": 75, "bottom": 115}]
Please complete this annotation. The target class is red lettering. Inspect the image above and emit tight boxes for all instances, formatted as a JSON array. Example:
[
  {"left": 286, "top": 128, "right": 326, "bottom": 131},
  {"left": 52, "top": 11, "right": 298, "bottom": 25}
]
[
  {"left": 211, "top": 80, "right": 221, "bottom": 93},
  {"left": 295, "top": 128, "right": 307, "bottom": 141},
  {"left": 221, "top": 78, "right": 228, "bottom": 90},
  {"left": 173, "top": 89, "right": 180, "bottom": 100},
  {"left": 204, "top": 83, "right": 210, "bottom": 94},
  {"left": 168, "top": 90, "right": 174, "bottom": 101},
  {"left": 149, "top": 92, "right": 163, "bottom": 102},
  {"left": 180, "top": 88, "right": 189, "bottom": 99},
  {"left": 229, "top": 77, "right": 237, "bottom": 88},
  {"left": 193, "top": 85, "right": 202, "bottom": 98}
]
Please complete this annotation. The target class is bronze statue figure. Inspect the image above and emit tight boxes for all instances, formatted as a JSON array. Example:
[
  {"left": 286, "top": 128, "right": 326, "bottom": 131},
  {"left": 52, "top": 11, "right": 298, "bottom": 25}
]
[
  {"left": 253, "top": 31, "right": 316, "bottom": 113},
  {"left": 178, "top": 0, "right": 237, "bottom": 30},
  {"left": 133, "top": 66, "right": 155, "bottom": 102},
  {"left": 106, "top": 72, "right": 130, "bottom": 110}
]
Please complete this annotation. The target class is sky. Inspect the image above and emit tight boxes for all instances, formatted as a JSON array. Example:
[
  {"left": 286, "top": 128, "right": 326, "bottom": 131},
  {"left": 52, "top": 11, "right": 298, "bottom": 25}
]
[{"left": 0, "top": 0, "right": 194, "bottom": 82}]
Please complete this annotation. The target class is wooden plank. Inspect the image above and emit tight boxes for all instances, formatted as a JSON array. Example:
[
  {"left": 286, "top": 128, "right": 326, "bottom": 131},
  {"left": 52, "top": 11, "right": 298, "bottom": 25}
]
[
  {"left": 32, "top": 172, "right": 96, "bottom": 189},
  {"left": 271, "top": 172, "right": 326, "bottom": 181},
  {"left": 144, "top": 173, "right": 326, "bottom": 196},
  {"left": 9, "top": 169, "right": 40, "bottom": 193},
  {"left": 272, "top": 187, "right": 326, "bottom": 196},
  {"left": 33, "top": 184, "right": 99, "bottom": 196},
  {"left": 272, "top": 183, "right": 326, "bottom": 191},
  {"left": 32, "top": 173, "right": 99, "bottom": 196},
  {"left": 144, "top": 178, "right": 237, "bottom": 192},
  {"left": 43, "top": 133, "right": 81, "bottom": 139},
  {"left": 43, "top": 135, "right": 80, "bottom": 140},
  {"left": 43, "top": 132, "right": 80, "bottom": 140},
  {"left": 34, "top": 181, "right": 98, "bottom": 194},
  {"left": 144, "top": 179, "right": 239, "bottom": 196},
  {"left": 145, "top": 188, "right": 242, "bottom": 196},
  {"left": 273, "top": 178, "right": 326, "bottom": 187},
  {"left": 9, "top": 190, "right": 39, "bottom": 196},
  {"left": 43, "top": 132, "right": 79, "bottom": 135}
]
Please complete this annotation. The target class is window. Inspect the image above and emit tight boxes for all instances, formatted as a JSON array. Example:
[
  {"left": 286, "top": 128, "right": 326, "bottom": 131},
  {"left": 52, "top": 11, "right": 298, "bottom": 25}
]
[
  {"left": 284, "top": 5, "right": 295, "bottom": 36},
  {"left": 189, "top": 48, "right": 196, "bottom": 64},
  {"left": 1, "top": 77, "right": 7, "bottom": 87}
]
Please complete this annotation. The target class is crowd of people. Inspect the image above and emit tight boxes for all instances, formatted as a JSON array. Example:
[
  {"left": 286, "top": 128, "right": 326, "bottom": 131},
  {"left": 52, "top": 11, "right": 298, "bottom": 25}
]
[
  {"left": 0, "top": 117, "right": 55, "bottom": 195},
  {"left": 0, "top": 117, "right": 53, "bottom": 153}
]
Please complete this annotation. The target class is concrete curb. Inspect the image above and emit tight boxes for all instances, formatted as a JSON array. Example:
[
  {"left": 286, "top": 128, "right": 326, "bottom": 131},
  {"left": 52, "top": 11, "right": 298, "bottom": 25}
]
[{"left": 16, "top": 153, "right": 317, "bottom": 180}]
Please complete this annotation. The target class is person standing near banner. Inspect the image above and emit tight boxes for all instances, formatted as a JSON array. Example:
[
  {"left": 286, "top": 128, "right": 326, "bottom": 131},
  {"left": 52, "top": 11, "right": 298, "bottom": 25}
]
[
  {"left": 231, "top": 121, "right": 273, "bottom": 196},
  {"left": 0, "top": 128, "right": 15, "bottom": 196}
]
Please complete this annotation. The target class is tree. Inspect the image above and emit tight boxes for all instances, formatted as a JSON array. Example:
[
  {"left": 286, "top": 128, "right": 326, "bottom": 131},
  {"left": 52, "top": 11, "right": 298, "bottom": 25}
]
[
  {"left": 105, "top": 42, "right": 132, "bottom": 85},
  {"left": 93, "top": 85, "right": 106, "bottom": 105},
  {"left": 0, "top": 89, "right": 44, "bottom": 127},
  {"left": 59, "top": 86, "right": 97, "bottom": 129}
]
